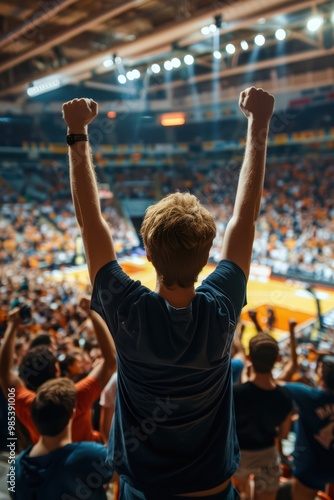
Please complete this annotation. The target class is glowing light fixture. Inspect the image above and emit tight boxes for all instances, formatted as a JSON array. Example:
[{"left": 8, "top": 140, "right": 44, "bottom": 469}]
[
  {"left": 171, "top": 57, "right": 181, "bottom": 68},
  {"left": 164, "top": 60, "right": 173, "bottom": 70},
  {"left": 226, "top": 43, "right": 236, "bottom": 54},
  {"left": 107, "top": 111, "right": 117, "bottom": 119},
  {"left": 117, "top": 74, "right": 126, "bottom": 84},
  {"left": 275, "top": 28, "right": 287, "bottom": 40},
  {"left": 184, "top": 54, "right": 194, "bottom": 65},
  {"left": 254, "top": 34, "right": 265, "bottom": 46},
  {"left": 240, "top": 40, "right": 249, "bottom": 50},
  {"left": 115, "top": 56, "right": 122, "bottom": 64},
  {"left": 151, "top": 63, "right": 161, "bottom": 73},
  {"left": 307, "top": 16, "right": 324, "bottom": 31},
  {"left": 132, "top": 69, "right": 140, "bottom": 79},
  {"left": 103, "top": 59, "right": 114, "bottom": 68},
  {"left": 209, "top": 24, "right": 217, "bottom": 32},
  {"left": 213, "top": 50, "right": 222, "bottom": 59},
  {"left": 160, "top": 112, "right": 185, "bottom": 126},
  {"left": 27, "top": 78, "right": 61, "bottom": 97},
  {"left": 201, "top": 26, "right": 210, "bottom": 35},
  {"left": 126, "top": 71, "right": 134, "bottom": 80}
]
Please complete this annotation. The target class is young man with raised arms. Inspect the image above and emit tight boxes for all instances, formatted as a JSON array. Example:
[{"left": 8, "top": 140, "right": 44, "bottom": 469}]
[{"left": 62, "top": 87, "right": 275, "bottom": 499}]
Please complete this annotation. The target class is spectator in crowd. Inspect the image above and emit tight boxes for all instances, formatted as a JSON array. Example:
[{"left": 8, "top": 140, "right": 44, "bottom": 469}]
[
  {"left": 13, "top": 377, "right": 113, "bottom": 500},
  {"left": 285, "top": 355, "right": 334, "bottom": 500},
  {"left": 62, "top": 86, "right": 274, "bottom": 498},
  {"left": 0, "top": 305, "right": 115, "bottom": 445},
  {"left": 233, "top": 333, "right": 294, "bottom": 500}
]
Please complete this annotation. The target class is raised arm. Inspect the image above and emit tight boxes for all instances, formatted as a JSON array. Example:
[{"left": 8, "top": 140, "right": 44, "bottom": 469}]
[
  {"left": 221, "top": 87, "right": 275, "bottom": 279},
  {"left": 0, "top": 309, "right": 24, "bottom": 391},
  {"left": 79, "top": 297, "right": 116, "bottom": 388},
  {"left": 62, "top": 98, "right": 116, "bottom": 285},
  {"left": 277, "top": 319, "right": 299, "bottom": 382}
]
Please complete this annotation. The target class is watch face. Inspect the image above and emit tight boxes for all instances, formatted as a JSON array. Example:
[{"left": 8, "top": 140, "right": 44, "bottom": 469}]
[{"left": 67, "top": 134, "right": 75, "bottom": 145}]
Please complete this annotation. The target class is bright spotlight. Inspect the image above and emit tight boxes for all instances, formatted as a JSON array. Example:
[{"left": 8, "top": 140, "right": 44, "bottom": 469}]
[
  {"left": 117, "top": 74, "right": 126, "bottom": 84},
  {"left": 126, "top": 71, "right": 134, "bottom": 81},
  {"left": 164, "top": 60, "right": 173, "bottom": 71},
  {"left": 201, "top": 26, "right": 210, "bottom": 35},
  {"left": 103, "top": 59, "right": 114, "bottom": 68},
  {"left": 151, "top": 63, "right": 161, "bottom": 74},
  {"left": 171, "top": 57, "right": 181, "bottom": 68},
  {"left": 240, "top": 40, "right": 249, "bottom": 50},
  {"left": 226, "top": 43, "right": 236, "bottom": 54},
  {"left": 209, "top": 24, "right": 217, "bottom": 32},
  {"left": 275, "top": 29, "right": 286, "bottom": 40},
  {"left": 331, "top": 11, "right": 334, "bottom": 23},
  {"left": 307, "top": 16, "right": 324, "bottom": 31},
  {"left": 213, "top": 50, "right": 222, "bottom": 59},
  {"left": 115, "top": 56, "right": 122, "bottom": 64},
  {"left": 254, "top": 34, "right": 265, "bottom": 46},
  {"left": 184, "top": 54, "right": 194, "bottom": 65},
  {"left": 132, "top": 69, "right": 140, "bottom": 79}
]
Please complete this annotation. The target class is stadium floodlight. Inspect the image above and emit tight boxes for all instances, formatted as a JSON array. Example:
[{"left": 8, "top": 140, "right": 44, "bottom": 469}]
[
  {"left": 103, "top": 59, "right": 114, "bottom": 68},
  {"left": 254, "top": 34, "right": 265, "bottom": 46},
  {"left": 117, "top": 74, "right": 126, "bottom": 84},
  {"left": 132, "top": 69, "right": 140, "bottom": 79},
  {"left": 275, "top": 29, "right": 287, "bottom": 40},
  {"left": 151, "top": 63, "right": 161, "bottom": 73},
  {"left": 164, "top": 60, "right": 173, "bottom": 70},
  {"left": 240, "top": 40, "right": 249, "bottom": 50},
  {"left": 226, "top": 43, "right": 236, "bottom": 54},
  {"left": 307, "top": 16, "right": 324, "bottom": 31},
  {"left": 213, "top": 50, "right": 222, "bottom": 59},
  {"left": 27, "top": 78, "right": 61, "bottom": 97},
  {"left": 201, "top": 26, "right": 210, "bottom": 35},
  {"left": 209, "top": 24, "right": 217, "bottom": 32},
  {"left": 126, "top": 71, "right": 134, "bottom": 81},
  {"left": 184, "top": 54, "right": 194, "bottom": 65},
  {"left": 171, "top": 57, "right": 181, "bottom": 68}
]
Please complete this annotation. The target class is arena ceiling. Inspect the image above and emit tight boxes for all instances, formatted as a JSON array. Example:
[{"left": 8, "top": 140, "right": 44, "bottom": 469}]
[{"left": 0, "top": 0, "right": 333, "bottom": 103}]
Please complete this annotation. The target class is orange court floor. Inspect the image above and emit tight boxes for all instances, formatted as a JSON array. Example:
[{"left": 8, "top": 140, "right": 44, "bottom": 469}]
[{"left": 66, "top": 257, "right": 334, "bottom": 345}]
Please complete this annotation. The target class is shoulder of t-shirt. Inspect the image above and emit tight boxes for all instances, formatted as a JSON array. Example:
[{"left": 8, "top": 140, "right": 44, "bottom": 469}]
[
  {"left": 15, "top": 385, "right": 36, "bottom": 404},
  {"left": 285, "top": 382, "right": 317, "bottom": 399},
  {"left": 206, "top": 259, "right": 246, "bottom": 282},
  {"left": 75, "top": 376, "right": 102, "bottom": 408}
]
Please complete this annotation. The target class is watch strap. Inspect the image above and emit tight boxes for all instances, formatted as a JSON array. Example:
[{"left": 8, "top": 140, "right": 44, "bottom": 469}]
[{"left": 67, "top": 133, "right": 88, "bottom": 145}]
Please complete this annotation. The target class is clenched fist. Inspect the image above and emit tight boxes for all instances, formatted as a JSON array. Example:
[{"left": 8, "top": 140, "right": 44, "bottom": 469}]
[
  {"left": 239, "top": 87, "right": 274, "bottom": 125},
  {"left": 62, "top": 98, "right": 98, "bottom": 132}
]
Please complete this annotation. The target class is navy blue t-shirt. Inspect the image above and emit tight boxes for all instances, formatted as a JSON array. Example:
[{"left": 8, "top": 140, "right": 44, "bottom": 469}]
[
  {"left": 286, "top": 383, "right": 334, "bottom": 478},
  {"left": 91, "top": 259, "right": 246, "bottom": 495},
  {"left": 13, "top": 442, "right": 112, "bottom": 500}
]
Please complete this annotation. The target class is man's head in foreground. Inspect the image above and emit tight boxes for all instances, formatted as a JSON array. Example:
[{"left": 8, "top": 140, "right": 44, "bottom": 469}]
[
  {"left": 140, "top": 192, "right": 216, "bottom": 288},
  {"left": 31, "top": 377, "right": 77, "bottom": 436}
]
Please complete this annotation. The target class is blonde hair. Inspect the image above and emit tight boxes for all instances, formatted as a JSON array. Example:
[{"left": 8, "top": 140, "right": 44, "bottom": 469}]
[{"left": 140, "top": 192, "right": 216, "bottom": 287}]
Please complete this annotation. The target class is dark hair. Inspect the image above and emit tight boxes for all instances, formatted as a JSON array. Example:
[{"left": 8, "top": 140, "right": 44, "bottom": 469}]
[
  {"left": 19, "top": 346, "right": 58, "bottom": 391},
  {"left": 31, "top": 378, "right": 77, "bottom": 436},
  {"left": 249, "top": 333, "right": 279, "bottom": 374},
  {"left": 321, "top": 355, "right": 334, "bottom": 392},
  {"left": 59, "top": 351, "right": 81, "bottom": 377},
  {"left": 29, "top": 334, "right": 52, "bottom": 350}
]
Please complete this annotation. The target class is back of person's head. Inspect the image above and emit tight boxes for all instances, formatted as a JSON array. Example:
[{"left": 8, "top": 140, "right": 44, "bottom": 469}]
[
  {"left": 249, "top": 333, "right": 279, "bottom": 374},
  {"left": 31, "top": 378, "right": 77, "bottom": 436},
  {"left": 19, "top": 345, "right": 59, "bottom": 391},
  {"left": 29, "top": 334, "right": 52, "bottom": 350},
  {"left": 140, "top": 192, "right": 216, "bottom": 287},
  {"left": 320, "top": 355, "right": 334, "bottom": 392}
]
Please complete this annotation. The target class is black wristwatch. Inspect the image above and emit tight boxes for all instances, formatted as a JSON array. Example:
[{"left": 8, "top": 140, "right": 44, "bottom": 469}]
[{"left": 66, "top": 133, "right": 88, "bottom": 146}]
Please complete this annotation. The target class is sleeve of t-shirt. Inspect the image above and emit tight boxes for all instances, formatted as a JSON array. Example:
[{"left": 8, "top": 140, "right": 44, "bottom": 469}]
[
  {"left": 15, "top": 385, "right": 36, "bottom": 427},
  {"left": 197, "top": 259, "right": 247, "bottom": 317},
  {"left": 75, "top": 376, "right": 102, "bottom": 412},
  {"left": 90, "top": 260, "right": 144, "bottom": 337}
]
